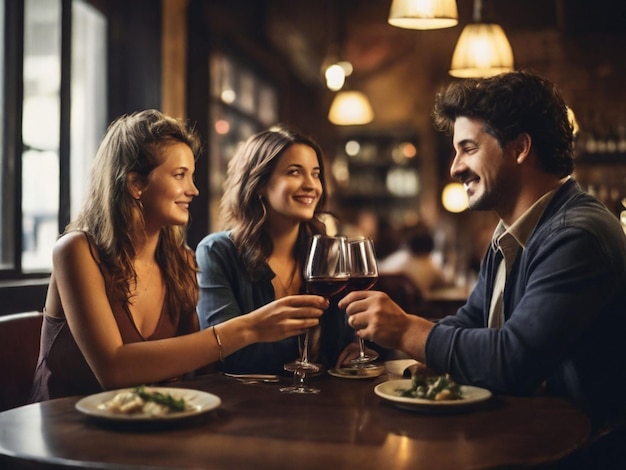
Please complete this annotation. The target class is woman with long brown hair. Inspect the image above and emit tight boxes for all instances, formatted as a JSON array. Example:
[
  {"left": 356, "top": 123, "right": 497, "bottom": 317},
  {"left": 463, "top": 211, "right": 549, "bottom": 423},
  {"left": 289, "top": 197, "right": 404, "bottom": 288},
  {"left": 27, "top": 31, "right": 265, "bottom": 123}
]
[{"left": 196, "top": 124, "right": 357, "bottom": 375}]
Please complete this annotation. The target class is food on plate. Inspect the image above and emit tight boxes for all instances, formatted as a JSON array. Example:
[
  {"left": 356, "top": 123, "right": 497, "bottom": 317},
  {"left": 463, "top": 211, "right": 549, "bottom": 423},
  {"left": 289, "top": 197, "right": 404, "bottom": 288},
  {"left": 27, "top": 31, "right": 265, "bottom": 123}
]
[
  {"left": 97, "top": 385, "right": 189, "bottom": 416},
  {"left": 396, "top": 373, "right": 463, "bottom": 401}
]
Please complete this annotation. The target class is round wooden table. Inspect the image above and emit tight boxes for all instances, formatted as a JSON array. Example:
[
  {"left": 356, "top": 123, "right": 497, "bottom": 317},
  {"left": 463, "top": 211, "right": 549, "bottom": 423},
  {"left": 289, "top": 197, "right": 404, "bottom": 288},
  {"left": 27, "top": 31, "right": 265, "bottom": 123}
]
[{"left": 0, "top": 372, "right": 591, "bottom": 469}]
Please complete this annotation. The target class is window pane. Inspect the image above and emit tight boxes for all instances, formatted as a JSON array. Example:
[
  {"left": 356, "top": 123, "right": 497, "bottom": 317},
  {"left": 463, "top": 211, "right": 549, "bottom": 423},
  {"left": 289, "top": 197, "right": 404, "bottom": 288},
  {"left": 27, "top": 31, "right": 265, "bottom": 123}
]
[
  {"left": 71, "top": 0, "right": 107, "bottom": 220},
  {"left": 22, "top": 0, "right": 61, "bottom": 271}
]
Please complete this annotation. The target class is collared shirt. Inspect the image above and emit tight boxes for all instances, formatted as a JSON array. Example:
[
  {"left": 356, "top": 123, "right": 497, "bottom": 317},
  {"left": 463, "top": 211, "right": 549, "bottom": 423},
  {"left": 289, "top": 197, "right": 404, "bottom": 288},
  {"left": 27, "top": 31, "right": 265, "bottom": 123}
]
[{"left": 488, "top": 182, "right": 566, "bottom": 327}]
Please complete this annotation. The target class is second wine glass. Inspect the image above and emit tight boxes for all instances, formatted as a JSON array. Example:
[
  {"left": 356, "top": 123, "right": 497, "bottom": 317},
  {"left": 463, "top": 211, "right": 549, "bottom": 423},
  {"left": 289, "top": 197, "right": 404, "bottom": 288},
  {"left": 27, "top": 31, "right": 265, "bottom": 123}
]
[
  {"left": 280, "top": 234, "right": 349, "bottom": 394},
  {"left": 347, "top": 236, "right": 379, "bottom": 366}
]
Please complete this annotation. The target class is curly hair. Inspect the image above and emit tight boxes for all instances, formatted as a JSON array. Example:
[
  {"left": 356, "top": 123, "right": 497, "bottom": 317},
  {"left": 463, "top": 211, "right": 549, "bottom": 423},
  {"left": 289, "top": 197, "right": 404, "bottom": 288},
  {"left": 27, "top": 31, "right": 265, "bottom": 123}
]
[
  {"left": 66, "top": 109, "right": 201, "bottom": 329},
  {"left": 220, "top": 124, "right": 328, "bottom": 279},
  {"left": 432, "top": 70, "right": 575, "bottom": 178}
]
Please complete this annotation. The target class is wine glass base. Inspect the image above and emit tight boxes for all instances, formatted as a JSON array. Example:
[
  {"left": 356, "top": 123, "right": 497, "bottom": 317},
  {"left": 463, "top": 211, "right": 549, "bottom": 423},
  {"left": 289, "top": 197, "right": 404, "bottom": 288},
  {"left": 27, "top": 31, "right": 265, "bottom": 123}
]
[
  {"left": 284, "top": 362, "right": 320, "bottom": 373},
  {"left": 280, "top": 364, "right": 320, "bottom": 394},
  {"left": 279, "top": 385, "right": 320, "bottom": 394},
  {"left": 351, "top": 355, "right": 379, "bottom": 366}
]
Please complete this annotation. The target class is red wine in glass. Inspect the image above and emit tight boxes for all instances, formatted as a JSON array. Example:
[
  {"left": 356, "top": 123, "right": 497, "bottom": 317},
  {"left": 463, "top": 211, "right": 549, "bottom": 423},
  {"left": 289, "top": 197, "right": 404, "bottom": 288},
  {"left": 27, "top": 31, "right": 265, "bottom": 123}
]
[
  {"left": 346, "top": 275, "right": 377, "bottom": 292},
  {"left": 306, "top": 276, "right": 349, "bottom": 298}
]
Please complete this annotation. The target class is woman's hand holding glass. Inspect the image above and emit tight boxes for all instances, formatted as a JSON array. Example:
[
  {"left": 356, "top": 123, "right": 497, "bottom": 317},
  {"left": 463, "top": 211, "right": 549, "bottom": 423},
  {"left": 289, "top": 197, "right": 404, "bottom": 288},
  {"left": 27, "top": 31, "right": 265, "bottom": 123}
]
[{"left": 246, "top": 295, "right": 328, "bottom": 342}]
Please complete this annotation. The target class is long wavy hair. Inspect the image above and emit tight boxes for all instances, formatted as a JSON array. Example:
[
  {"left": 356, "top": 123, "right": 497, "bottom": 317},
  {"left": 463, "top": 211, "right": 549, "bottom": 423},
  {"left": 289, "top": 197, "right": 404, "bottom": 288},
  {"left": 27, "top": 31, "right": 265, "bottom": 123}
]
[
  {"left": 220, "top": 124, "right": 328, "bottom": 279},
  {"left": 432, "top": 69, "right": 575, "bottom": 178},
  {"left": 65, "top": 109, "right": 201, "bottom": 329}
]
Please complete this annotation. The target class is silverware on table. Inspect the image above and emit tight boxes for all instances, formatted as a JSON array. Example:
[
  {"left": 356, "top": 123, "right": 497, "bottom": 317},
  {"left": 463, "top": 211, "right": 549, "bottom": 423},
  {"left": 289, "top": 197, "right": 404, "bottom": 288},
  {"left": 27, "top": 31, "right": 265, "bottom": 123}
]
[{"left": 223, "top": 373, "right": 280, "bottom": 384}]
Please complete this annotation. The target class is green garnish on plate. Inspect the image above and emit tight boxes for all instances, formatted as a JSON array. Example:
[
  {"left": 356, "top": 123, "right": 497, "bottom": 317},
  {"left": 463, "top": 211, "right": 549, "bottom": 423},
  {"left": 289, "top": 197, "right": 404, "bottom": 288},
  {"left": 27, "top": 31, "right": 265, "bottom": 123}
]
[
  {"left": 397, "top": 374, "right": 463, "bottom": 401},
  {"left": 133, "top": 385, "right": 187, "bottom": 412}
]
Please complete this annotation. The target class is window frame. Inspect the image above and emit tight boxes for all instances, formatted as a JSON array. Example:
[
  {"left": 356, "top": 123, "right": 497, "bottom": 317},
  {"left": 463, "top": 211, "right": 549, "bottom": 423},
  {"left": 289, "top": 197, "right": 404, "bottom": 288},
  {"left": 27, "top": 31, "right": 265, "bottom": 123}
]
[
  {"left": 0, "top": 0, "right": 106, "bottom": 314},
  {"left": 1, "top": 0, "right": 25, "bottom": 279}
]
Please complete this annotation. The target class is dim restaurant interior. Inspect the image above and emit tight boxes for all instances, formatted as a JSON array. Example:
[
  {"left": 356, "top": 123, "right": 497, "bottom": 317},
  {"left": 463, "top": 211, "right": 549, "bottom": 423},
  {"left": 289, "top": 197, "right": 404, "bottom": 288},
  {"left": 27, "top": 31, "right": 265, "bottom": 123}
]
[
  {"left": 2, "top": 0, "right": 626, "bottom": 314},
  {"left": 1, "top": 0, "right": 626, "bottom": 468}
]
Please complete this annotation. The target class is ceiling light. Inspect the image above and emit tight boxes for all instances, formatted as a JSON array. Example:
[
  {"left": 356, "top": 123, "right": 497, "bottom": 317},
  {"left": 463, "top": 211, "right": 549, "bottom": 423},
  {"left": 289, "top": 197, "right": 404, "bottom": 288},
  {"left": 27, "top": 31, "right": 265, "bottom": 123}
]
[
  {"left": 324, "top": 61, "right": 353, "bottom": 91},
  {"left": 328, "top": 91, "right": 374, "bottom": 126},
  {"left": 325, "top": 64, "right": 346, "bottom": 91},
  {"left": 442, "top": 182, "right": 468, "bottom": 213},
  {"left": 388, "top": 0, "right": 459, "bottom": 30},
  {"left": 449, "top": 0, "right": 514, "bottom": 78}
]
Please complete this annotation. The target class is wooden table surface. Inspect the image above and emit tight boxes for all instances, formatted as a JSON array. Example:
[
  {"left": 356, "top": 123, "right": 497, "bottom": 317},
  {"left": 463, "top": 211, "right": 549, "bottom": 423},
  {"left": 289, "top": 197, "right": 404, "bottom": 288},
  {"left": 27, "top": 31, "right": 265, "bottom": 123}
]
[{"left": 0, "top": 371, "right": 591, "bottom": 469}]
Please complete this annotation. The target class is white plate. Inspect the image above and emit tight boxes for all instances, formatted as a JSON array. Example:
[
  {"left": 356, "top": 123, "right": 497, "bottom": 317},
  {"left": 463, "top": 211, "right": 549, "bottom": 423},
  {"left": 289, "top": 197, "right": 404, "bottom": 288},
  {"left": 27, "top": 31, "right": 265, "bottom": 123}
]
[
  {"left": 374, "top": 379, "right": 492, "bottom": 412},
  {"left": 75, "top": 387, "right": 221, "bottom": 421},
  {"left": 328, "top": 364, "right": 385, "bottom": 379}
]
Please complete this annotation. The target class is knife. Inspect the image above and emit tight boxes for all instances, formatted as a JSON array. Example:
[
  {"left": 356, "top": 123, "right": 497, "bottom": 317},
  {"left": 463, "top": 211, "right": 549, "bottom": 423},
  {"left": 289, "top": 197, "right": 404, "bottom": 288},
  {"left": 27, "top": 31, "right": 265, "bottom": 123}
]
[{"left": 224, "top": 373, "right": 280, "bottom": 382}]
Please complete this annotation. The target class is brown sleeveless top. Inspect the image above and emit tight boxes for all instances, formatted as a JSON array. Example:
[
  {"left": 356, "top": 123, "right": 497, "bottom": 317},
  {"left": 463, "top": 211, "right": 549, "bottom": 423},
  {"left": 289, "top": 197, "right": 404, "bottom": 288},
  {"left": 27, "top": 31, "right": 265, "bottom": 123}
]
[{"left": 30, "top": 233, "right": 185, "bottom": 402}]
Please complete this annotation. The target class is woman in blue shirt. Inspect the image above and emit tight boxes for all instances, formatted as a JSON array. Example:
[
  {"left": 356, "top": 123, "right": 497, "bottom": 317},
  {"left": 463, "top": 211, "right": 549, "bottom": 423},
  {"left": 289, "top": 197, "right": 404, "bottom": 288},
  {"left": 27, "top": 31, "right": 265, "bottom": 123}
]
[{"left": 196, "top": 125, "right": 357, "bottom": 375}]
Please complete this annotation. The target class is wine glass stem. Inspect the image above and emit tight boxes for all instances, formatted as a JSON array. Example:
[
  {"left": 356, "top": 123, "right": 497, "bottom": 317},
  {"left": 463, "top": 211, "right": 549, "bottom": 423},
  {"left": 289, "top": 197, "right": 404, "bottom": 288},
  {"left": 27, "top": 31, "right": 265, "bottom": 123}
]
[
  {"left": 301, "top": 329, "right": 311, "bottom": 364},
  {"left": 294, "top": 368, "right": 306, "bottom": 389},
  {"left": 358, "top": 337, "right": 366, "bottom": 359}
]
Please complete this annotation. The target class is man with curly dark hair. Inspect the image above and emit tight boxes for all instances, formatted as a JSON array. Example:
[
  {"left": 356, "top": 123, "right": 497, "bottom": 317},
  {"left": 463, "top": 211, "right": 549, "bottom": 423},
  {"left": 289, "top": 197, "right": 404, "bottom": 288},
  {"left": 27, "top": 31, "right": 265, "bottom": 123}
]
[{"left": 340, "top": 70, "right": 626, "bottom": 467}]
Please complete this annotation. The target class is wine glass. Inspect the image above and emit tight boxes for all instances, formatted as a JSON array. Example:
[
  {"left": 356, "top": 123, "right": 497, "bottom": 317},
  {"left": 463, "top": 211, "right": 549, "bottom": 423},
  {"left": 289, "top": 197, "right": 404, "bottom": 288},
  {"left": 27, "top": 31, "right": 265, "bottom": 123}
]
[
  {"left": 280, "top": 235, "right": 349, "bottom": 394},
  {"left": 346, "top": 236, "right": 379, "bottom": 366}
]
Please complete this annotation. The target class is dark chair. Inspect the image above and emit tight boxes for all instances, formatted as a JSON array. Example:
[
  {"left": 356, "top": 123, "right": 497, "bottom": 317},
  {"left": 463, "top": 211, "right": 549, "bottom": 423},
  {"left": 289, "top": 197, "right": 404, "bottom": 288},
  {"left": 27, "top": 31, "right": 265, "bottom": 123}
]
[
  {"left": 0, "top": 311, "right": 43, "bottom": 411},
  {"left": 374, "top": 274, "right": 424, "bottom": 316}
]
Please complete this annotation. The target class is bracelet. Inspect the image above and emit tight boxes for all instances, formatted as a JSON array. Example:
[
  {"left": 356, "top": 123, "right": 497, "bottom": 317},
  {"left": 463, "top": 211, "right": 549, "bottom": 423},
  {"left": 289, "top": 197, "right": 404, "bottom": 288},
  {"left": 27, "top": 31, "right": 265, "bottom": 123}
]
[{"left": 212, "top": 325, "right": 224, "bottom": 363}]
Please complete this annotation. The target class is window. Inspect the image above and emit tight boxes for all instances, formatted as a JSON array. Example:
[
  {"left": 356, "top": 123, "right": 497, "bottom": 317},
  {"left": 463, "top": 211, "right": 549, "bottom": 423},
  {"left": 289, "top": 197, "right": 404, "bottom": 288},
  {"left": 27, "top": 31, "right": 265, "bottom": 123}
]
[
  {"left": 21, "top": 0, "right": 62, "bottom": 271},
  {"left": 1, "top": 0, "right": 106, "bottom": 278}
]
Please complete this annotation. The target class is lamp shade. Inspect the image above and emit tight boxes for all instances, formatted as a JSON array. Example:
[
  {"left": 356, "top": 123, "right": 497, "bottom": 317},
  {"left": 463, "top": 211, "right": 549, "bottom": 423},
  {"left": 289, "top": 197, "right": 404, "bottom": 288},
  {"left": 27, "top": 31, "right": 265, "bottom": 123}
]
[
  {"left": 328, "top": 91, "right": 374, "bottom": 126},
  {"left": 388, "top": 0, "right": 458, "bottom": 30},
  {"left": 449, "top": 23, "right": 514, "bottom": 78}
]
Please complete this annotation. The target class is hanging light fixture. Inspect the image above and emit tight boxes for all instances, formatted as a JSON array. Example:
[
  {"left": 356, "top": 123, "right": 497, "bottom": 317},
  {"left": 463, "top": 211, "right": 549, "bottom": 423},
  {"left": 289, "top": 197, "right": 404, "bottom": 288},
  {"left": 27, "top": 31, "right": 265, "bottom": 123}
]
[
  {"left": 325, "top": 1, "right": 374, "bottom": 126},
  {"left": 328, "top": 90, "right": 374, "bottom": 126},
  {"left": 324, "top": 61, "right": 353, "bottom": 91},
  {"left": 388, "top": 0, "right": 458, "bottom": 30},
  {"left": 449, "top": 0, "right": 513, "bottom": 78}
]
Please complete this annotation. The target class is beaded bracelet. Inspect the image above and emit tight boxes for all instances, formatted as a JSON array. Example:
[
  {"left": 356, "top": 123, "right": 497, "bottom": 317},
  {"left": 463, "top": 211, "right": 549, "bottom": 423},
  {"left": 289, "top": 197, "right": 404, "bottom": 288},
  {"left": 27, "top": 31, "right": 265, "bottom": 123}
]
[{"left": 212, "top": 325, "right": 224, "bottom": 363}]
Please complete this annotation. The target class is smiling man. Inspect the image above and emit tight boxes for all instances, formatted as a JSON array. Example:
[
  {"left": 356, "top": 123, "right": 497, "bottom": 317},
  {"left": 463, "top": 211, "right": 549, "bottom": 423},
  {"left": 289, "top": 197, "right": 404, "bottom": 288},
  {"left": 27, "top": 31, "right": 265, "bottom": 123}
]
[{"left": 339, "top": 70, "right": 626, "bottom": 465}]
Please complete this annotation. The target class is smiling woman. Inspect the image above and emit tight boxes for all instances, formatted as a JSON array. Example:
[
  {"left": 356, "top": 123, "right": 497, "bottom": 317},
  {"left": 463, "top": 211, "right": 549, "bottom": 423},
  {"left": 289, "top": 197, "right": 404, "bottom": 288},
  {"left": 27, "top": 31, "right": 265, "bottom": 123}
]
[
  {"left": 195, "top": 124, "right": 357, "bottom": 376},
  {"left": 29, "top": 110, "right": 204, "bottom": 401},
  {"left": 132, "top": 141, "right": 199, "bottom": 231}
]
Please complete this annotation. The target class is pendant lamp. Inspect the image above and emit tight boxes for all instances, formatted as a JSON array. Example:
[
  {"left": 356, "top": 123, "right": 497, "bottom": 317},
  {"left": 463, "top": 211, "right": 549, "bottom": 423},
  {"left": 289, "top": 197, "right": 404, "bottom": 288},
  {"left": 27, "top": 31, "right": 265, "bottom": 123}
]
[
  {"left": 328, "top": 90, "right": 374, "bottom": 126},
  {"left": 388, "top": 0, "right": 458, "bottom": 30},
  {"left": 449, "top": 0, "right": 513, "bottom": 78},
  {"left": 325, "top": 2, "right": 374, "bottom": 126}
]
